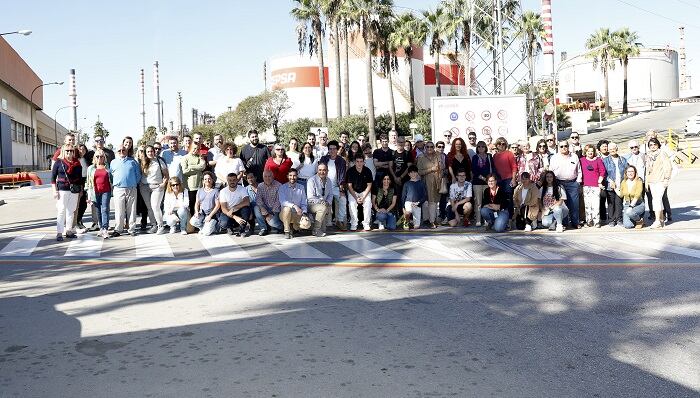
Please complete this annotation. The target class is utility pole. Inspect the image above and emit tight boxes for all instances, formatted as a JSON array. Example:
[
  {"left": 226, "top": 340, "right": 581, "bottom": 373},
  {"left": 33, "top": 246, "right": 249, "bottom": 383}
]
[
  {"left": 69, "top": 69, "right": 78, "bottom": 134},
  {"left": 160, "top": 100, "right": 164, "bottom": 131},
  {"left": 192, "top": 108, "right": 198, "bottom": 129},
  {"left": 140, "top": 69, "right": 146, "bottom": 135},
  {"left": 153, "top": 61, "right": 162, "bottom": 131},
  {"left": 263, "top": 61, "right": 267, "bottom": 91},
  {"left": 177, "top": 92, "right": 183, "bottom": 138}
]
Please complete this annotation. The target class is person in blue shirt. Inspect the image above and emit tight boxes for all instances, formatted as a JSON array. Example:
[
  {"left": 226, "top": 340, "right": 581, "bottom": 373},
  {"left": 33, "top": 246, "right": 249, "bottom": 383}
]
[
  {"left": 160, "top": 135, "right": 187, "bottom": 182},
  {"left": 110, "top": 144, "right": 142, "bottom": 236},
  {"left": 401, "top": 165, "right": 428, "bottom": 230}
]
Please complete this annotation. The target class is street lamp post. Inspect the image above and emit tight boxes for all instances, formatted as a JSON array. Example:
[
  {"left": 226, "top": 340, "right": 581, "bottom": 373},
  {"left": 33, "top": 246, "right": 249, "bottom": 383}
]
[
  {"left": 30, "top": 82, "right": 63, "bottom": 169},
  {"left": 54, "top": 105, "right": 73, "bottom": 154},
  {"left": 0, "top": 30, "right": 32, "bottom": 37}
]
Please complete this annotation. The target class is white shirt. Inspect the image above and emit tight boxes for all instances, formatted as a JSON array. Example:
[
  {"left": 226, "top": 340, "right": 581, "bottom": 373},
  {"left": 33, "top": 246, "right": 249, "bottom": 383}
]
[
  {"left": 219, "top": 185, "right": 248, "bottom": 208},
  {"left": 297, "top": 157, "right": 319, "bottom": 179},
  {"left": 327, "top": 158, "right": 338, "bottom": 188},
  {"left": 364, "top": 157, "right": 376, "bottom": 179},
  {"left": 449, "top": 181, "right": 473, "bottom": 201},
  {"left": 215, "top": 157, "right": 246, "bottom": 184},
  {"left": 164, "top": 190, "right": 189, "bottom": 214},
  {"left": 288, "top": 151, "right": 301, "bottom": 169}
]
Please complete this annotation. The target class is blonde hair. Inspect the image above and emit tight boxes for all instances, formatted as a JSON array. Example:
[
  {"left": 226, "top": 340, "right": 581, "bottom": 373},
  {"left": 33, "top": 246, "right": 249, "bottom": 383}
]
[
  {"left": 59, "top": 144, "right": 75, "bottom": 160},
  {"left": 494, "top": 137, "right": 508, "bottom": 148},
  {"left": 166, "top": 176, "right": 183, "bottom": 194},
  {"left": 92, "top": 149, "right": 107, "bottom": 166}
]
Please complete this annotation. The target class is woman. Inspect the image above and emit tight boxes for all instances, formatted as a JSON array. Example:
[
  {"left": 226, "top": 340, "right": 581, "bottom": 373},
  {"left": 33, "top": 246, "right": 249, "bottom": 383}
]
[
  {"left": 85, "top": 149, "right": 112, "bottom": 239},
  {"left": 122, "top": 136, "right": 135, "bottom": 158},
  {"left": 447, "top": 137, "right": 471, "bottom": 182},
  {"left": 135, "top": 145, "right": 149, "bottom": 230},
  {"left": 602, "top": 142, "right": 628, "bottom": 227},
  {"left": 181, "top": 142, "right": 206, "bottom": 218},
  {"left": 75, "top": 143, "right": 90, "bottom": 230},
  {"left": 621, "top": 165, "right": 646, "bottom": 229},
  {"left": 372, "top": 175, "right": 397, "bottom": 230},
  {"left": 51, "top": 144, "right": 82, "bottom": 241},
  {"left": 416, "top": 141, "right": 442, "bottom": 228},
  {"left": 287, "top": 138, "right": 300, "bottom": 169},
  {"left": 540, "top": 170, "right": 569, "bottom": 232},
  {"left": 163, "top": 176, "right": 189, "bottom": 234},
  {"left": 512, "top": 172, "right": 540, "bottom": 232},
  {"left": 536, "top": 138, "right": 551, "bottom": 176},
  {"left": 347, "top": 140, "right": 362, "bottom": 162},
  {"left": 580, "top": 144, "right": 606, "bottom": 227},
  {"left": 484, "top": 135, "right": 496, "bottom": 154},
  {"left": 189, "top": 171, "right": 220, "bottom": 236},
  {"left": 362, "top": 143, "right": 376, "bottom": 180},
  {"left": 404, "top": 140, "right": 413, "bottom": 156},
  {"left": 493, "top": 137, "right": 518, "bottom": 218},
  {"left": 139, "top": 145, "right": 169, "bottom": 234},
  {"left": 264, "top": 144, "right": 293, "bottom": 184},
  {"left": 645, "top": 138, "right": 672, "bottom": 228},
  {"left": 296, "top": 142, "right": 318, "bottom": 193},
  {"left": 471, "top": 141, "right": 495, "bottom": 227},
  {"left": 480, "top": 174, "right": 509, "bottom": 232},
  {"left": 516, "top": 142, "right": 543, "bottom": 184},
  {"left": 214, "top": 143, "right": 245, "bottom": 187}
]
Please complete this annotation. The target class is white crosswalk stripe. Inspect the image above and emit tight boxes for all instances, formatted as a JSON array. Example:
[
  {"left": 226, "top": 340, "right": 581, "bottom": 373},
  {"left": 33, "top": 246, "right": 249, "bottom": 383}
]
[
  {"left": 395, "top": 235, "right": 488, "bottom": 260},
  {"left": 470, "top": 235, "right": 564, "bottom": 260},
  {"left": 64, "top": 234, "right": 103, "bottom": 257},
  {"left": 262, "top": 235, "right": 330, "bottom": 259},
  {"left": 198, "top": 234, "right": 251, "bottom": 260},
  {"left": 134, "top": 234, "right": 174, "bottom": 258},
  {"left": 542, "top": 236, "right": 657, "bottom": 260},
  {"left": 614, "top": 236, "right": 700, "bottom": 259},
  {"left": 328, "top": 234, "right": 409, "bottom": 260},
  {"left": 1, "top": 234, "right": 45, "bottom": 256}
]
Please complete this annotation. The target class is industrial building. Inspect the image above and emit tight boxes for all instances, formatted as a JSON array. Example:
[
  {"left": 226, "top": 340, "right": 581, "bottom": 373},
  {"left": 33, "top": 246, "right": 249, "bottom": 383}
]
[{"left": 0, "top": 36, "right": 68, "bottom": 171}]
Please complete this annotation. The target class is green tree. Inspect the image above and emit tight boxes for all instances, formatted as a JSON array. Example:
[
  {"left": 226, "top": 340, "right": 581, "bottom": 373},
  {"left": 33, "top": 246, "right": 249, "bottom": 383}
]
[
  {"left": 277, "top": 118, "right": 317, "bottom": 146},
  {"left": 612, "top": 28, "right": 640, "bottom": 114},
  {"left": 345, "top": 0, "right": 393, "bottom": 146},
  {"left": 328, "top": 114, "right": 368, "bottom": 139},
  {"left": 138, "top": 126, "right": 158, "bottom": 147},
  {"left": 261, "top": 89, "right": 292, "bottom": 134},
  {"left": 377, "top": 18, "right": 400, "bottom": 130},
  {"left": 586, "top": 28, "right": 616, "bottom": 116},
  {"left": 93, "top": 120, "right": 110, "bottom": 141},
  {"left": 411, "top": 109, "right": 432, "bottom": 137},
  {"left": 292, "top": 0, "right": 330, "bottom": 126},
  {"left": 516, "top": 10, "right": 545, "bottom": 129},
  {"left": 389, "top": 12, "right": 427, "bottom": 116},
  {"left": 191, "top": 124, "right": 216, "bottom": 143},
  {"left": 424, "top": 7, "right": 449, "bottom": 97}
]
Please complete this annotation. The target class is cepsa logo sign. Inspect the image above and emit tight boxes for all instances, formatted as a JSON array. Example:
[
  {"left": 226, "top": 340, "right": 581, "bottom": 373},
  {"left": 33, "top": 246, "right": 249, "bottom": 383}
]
[{"left": 271, "top": 67, "right": 329, "bottom": 89}]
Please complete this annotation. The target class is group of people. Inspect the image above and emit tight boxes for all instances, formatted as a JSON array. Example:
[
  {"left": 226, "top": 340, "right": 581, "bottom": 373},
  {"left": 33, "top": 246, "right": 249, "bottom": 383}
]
[{"left": 50, "top": 127, "right": 674, "bottom": 241}]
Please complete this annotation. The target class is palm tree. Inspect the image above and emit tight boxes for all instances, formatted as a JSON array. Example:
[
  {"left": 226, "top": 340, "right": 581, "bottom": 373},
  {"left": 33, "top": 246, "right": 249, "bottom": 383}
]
[
  {"left": 586, "top": 28, "right": 616, "bottom": 116},
  {"left": 378, "top": 18, "right": 400, "bottom": 129},
  {"left": 291, "top": 0, "right": 329, "bottom": 126},
  {"left": 336, "top": 1, "right": 352, "bottom": 117},
  {"left": 346, "top": 0, "right": 393, "bottom": 145},
  {"left": 389, "top": 12, "right": 427, "bottom": 116},
  {"left": 322, "top": 0, "right": 343, "bottom": 120},
  {"left": 612, "top": 28, "right": 640, "bottom": 114},
  {"left": 424, "top": 7, "right": 449, "bottom": 97},
  {"left": 516, "top": 10, "right": 545, "bottom": 128}
]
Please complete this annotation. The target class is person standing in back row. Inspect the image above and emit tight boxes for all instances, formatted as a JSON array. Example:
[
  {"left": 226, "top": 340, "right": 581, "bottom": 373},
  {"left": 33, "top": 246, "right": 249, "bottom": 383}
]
[
  {"left": 110, "top": 144, "right": 142, "bottom": 237},
  {"left": 240, "top": 129, "right": 270, "bottom": 183}
]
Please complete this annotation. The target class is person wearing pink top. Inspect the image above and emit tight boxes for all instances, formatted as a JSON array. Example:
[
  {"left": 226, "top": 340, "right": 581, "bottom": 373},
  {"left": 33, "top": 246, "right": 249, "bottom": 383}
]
[
  {"left": 580, "top": 144, "right": 607, "bottom": 227},
  {"left": 493, "top": 137, "right": 518, "bottom": 218}
]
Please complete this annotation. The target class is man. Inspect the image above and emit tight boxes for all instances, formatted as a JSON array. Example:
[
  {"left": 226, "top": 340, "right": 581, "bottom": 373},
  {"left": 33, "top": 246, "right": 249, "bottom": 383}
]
[
  {"left": 218, "top": 173, "right": 252, "bottom": 236},
  {"left": 548, "top": 140, "right": 582, "bottom": 229},
  {"left": 339, "top": 131, "right": 350, "bottom": 156},
  {"left": 307, "top": 163, "right": 334, "bottom": 237},
  {"left": 442, "top": 130, "right": 453, "bottom": 153},
  {"left": 255, "top": 170, "right": 283, "bottom": 236},
  {"left": 411, "top": 134, "right": 426, "bottom": 160},
  {"left": 447, "top": 170, "right": 473, "bottom": 227},
  {"left": 357, "top": 134, "right": 366, "bottom": 148},
  {"left": 193, "top": 133, "right": 203, "bottom": 146},
  {"left": 466, "top": 131, "right": 478, "bottom": 158},
  {"left": 388, "top": 129, "right": 399, "bottom": 151},
  {"left": 279, "top": 168, "right": 308, "bottom": 239},
  {"left": 316, "top": 131, "right": 329, "bottom": 157},
  {"left": 320, "top": 140, "right": 348, "bottom": 230},
  {"left": 52, "top": 133, "right": 76, "bottom": 163},
  {"left": 182, "top": 135, "right": 193, "bottom": 152},
  {"left": 160, "top": 135, "right": 187, "bottom": 181},
  {"left": 346, "top": 154, "right": 374, "bottom": 231},
  {"left": 545, "top": 133, "right": 557, "bottom": 155},
  {"left": 390, "top": 135, "right": 412, "bottom": 202},
  {"left": 372, "top": 134, "right": 394, "bottom": 186},
  {"left": 207, "top": 134, "right": 224, "bottom": 167},
  {"left": 307, "top": 132, "right": 317, "bottom": 151},
  {"left": 152, "top": 142, "right": 162, "bottom": 157},
  {"left": 110, "top": 144, "right": 142, "bottom": 236},
  {"left": 625, "top": 140, "right": 645, "bottom": 181},
  {"left": 570, "top": 133, "right": 583, "bottom": 158},
  {"left": 240, "top": 129, "right": 270, "bottom": 183}
]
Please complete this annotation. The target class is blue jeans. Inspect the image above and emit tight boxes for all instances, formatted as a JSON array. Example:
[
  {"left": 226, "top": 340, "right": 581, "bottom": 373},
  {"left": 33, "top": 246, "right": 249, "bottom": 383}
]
[
  {"left": 480, "top": 207, "right": 509, "bottom": 232},
  {"left": 542, "top": 206, "right": 569, "bottom": 229},
  {"left": 622, "top": 203, "right": 645, "bottom": 229},
  {"left": 95, "top": 191, "right": 111, "bottom": 229},
  {"left": 375, "top": 211, "right": 397, "bottom": 230},
  {"left": 253, "top": 205, "right": 282, "bottom": 231},
  {"left": 560, "top": 180, "right": 580, "bottom": 227},
  {"left": 165, "top": 207, "right": 189, "bottom": 229},
  {"left": 190, "top": 212, "right": 219, "bottom": 235},
  {"left": 497, "top": 179, "right": 514, "bottom": 217},
  {"left": 218, "top": 207, "right": 252, "bottom": 230}
]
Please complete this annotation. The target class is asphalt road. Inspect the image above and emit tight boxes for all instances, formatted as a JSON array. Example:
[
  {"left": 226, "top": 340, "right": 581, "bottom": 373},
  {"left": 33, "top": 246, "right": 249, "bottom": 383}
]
[{"left": 0, "top": 171, "right": 698, "bottom": 397}]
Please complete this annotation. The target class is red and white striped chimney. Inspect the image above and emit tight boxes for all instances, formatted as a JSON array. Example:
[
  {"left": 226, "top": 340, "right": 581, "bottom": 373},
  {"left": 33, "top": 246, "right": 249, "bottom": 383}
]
[{"left": 541, "top": 0, "right": 554, "bottom": 75}]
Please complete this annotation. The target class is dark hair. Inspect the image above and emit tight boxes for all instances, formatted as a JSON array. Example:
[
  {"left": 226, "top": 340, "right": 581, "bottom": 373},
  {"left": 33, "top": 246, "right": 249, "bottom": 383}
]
[
  {"left": 407, "top": 165, "right": 418, "bottom": 174},
  {"left": 475, "top": 140, "right": 488, "bottom": 154},
  {"left": 307, "top": 132, "right": 316, "bottom": 138},
  {"left": 467, "top": 131, "right": 477, "bottom": 137},
  {"left": 596, "top": 139, "right": 609, "bottom": 150},
  {"left": 520, "top": 171, "right": 530, "bottom": 180},
  {"left": 183, "top": 134, "right": 192, "bottom": 141},
  {"left": 626, "top": 165, "right": 638, "bottom": 178},
  {"left": 227, "top": 172, "right": 238, "bottom": 179},
  {"left": 202, "top": 171, "right": 215, "bottom": 183},
  {"left": 536, "top": 139, "right": 548, "bottom": 151},
  {"left": 379, "top": 134, "right": 388, "bottom": 141},
  {"left": 299, "top": 142, "right": 315, "bottom": 163},
  {"left": 339, "top": 131, "right": 349, "bottom": 137},
  {"left": 327, "top": 140, "right": 339, "bottom": 149},
  {"left": 647, "top": 137, "right": 661, "bottom": 148},
  {"left": 354, "top": 153, "right": 365, "bottom": 162},
  {"left": 223, "top": 142, "right": 237, "bottom": 156},
  {"left": 287, "top": 168, "right": 298, "bottom": 175},
  {"left": 247, "top": 129, "right": 258, "bottom": 137},
  {"left": 540, "top": 171, "right": 561, "bottom": 201},
  {"left": 485, "top": 173, "right": 498, "bottom": 182}
]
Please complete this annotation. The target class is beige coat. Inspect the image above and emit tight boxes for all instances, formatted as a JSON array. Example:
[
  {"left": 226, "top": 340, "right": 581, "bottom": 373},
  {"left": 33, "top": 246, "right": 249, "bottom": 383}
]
[
  {"left": 417, "top": 154, "right": 442, "bottom": 203},
  {"left": 512, "top": 183, "right": 540, "bottom": 221}
]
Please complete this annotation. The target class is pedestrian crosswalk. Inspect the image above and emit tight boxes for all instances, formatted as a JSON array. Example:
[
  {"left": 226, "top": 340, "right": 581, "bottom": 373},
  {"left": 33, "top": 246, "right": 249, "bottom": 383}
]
[{"left": 1, "top": 231, "right": 700, "bottom": 264}]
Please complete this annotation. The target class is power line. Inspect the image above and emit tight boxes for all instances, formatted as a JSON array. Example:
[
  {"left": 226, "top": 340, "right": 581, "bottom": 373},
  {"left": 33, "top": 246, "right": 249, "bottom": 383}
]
[
  {"left": 674, "top": 0, "right": 700, "bottom": 10},
  {"left": 613, "top": 0, "right": 700, "bottom": 30}
]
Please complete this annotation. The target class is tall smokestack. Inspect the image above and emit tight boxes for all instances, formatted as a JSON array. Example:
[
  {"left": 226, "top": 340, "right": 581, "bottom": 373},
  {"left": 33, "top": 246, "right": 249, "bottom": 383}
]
[
  {"left": 153, "top": 61, "right": 162, "bottom": 131},
  {"left": 679, "top": 26, "right": 688, "bottom": 91},
  {"left": 69, "top": 69, "right": 78, "bottom": 133},
  {"left": 177, "top": 92, "right": 183, "bottom": 138},
  {"left": 541, "top": 0, "right": 554, "bottom": 76},
  {"left": 140, "top": 69, "right": 146, "bottom": 135}
]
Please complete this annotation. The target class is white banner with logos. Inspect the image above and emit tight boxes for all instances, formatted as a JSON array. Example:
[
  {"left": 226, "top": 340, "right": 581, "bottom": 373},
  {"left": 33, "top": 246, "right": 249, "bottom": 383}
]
[{"left": 430, "top": 95, "right": 527, "bottom": 145}]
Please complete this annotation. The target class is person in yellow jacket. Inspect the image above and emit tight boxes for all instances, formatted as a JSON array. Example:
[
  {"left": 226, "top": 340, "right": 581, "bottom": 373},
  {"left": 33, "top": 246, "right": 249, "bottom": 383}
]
[
  {"left": 620, "top": 165, "right": 646, "bottom": 229},
  {"left": 512, "top": 172, "right": 541, "bottom": 232}
]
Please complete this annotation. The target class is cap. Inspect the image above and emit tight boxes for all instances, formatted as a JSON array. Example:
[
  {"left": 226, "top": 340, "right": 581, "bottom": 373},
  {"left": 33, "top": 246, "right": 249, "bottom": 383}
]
[
  {"left": 628, "top": 140, "right": 639, "bottom": 148},
  {"left": 198, "top": 144, "right": 209, "bottom": 155},
  {"left": 414, "top": 134, "right": 424, "bottom": 142}
]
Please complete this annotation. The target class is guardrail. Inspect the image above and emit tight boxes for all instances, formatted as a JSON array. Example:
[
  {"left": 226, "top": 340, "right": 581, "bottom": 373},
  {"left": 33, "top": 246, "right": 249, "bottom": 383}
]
[{"left": 667, "top": 129, "right": 698, "bottom": 166}]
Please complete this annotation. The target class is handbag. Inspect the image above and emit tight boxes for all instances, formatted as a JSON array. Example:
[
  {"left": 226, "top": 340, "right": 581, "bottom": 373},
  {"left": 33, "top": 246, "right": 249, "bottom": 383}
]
[
  {"left": 61, "top": 161, "right": 82, "bottom": 193},
  {"left": 439, "top": 177, "right": 449, "bottom": 194},
  {"left": 299, "top": 214, "right": 312, "bottom": 230}
]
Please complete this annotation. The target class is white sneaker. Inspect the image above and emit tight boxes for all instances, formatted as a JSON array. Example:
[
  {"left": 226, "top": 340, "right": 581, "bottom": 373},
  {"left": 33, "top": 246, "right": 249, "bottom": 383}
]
[
  {"left": 524, "top": 224, "right": 532, "bottom": 232},
  {"left": 649, "top": 221, "right": 662, "bottom": 229},
  {"left": 556, "top": 225, "right": 564, "bottom": 233},
  {"left": 474, "top": 221, "right": 482, "bottom": 227},
  {"left": 181, "top": 230, "right": 188, "bottom": 235},
  {"left": 377, "top": 224, "right": 385, "bottom": 230}
]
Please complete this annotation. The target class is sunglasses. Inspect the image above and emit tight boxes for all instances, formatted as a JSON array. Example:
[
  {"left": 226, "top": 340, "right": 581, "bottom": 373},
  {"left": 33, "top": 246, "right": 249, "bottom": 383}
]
[
  {"left": 559, "top": 145, "right": 568, "bottom": 148},
  {"left": 95, "top": 140, "right": 104, "bottom": 143},
  {"left": 444, "top": 135, "right": 452, "bottom": 138},
  {"left": 547, "top": 139, "right": 555, "bottom": 142},
  {"left": 170, "top": 183, "right": 180, "bottom": 187},
  {"left": 630, "top": 146, "right": 639, "bottom": 149},
  {"left": 510, "top": 146, "right": 518, "bottom": 149},
  {"left": 437, "top": 145, "right": 445, "bottom": 149},
  {"left": 426, "top": 145, "right": 435, "bottom": 148},
  {"left": 497, "top": 143, "right": 506, "bottom": 146},
  {"left": 65, "top": 150, "right": 75, "bottom": 153},
  {"left": 538, "top": 145, "right": 547, "bottom": 148},
  {"left": 571, "top": 136, "right": 580, "bottom": 139}
]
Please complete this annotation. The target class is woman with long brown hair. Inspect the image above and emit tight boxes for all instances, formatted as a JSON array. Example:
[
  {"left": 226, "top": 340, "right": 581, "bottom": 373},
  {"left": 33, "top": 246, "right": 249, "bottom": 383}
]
[{"left": 447, "top": 137, "right": 471, "bottom": 182}]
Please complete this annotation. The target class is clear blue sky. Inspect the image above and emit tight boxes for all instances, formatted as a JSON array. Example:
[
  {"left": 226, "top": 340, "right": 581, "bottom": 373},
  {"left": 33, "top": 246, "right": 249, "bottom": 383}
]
[{"left": 4, "top": 0, "right": 698, "bottom": 145}]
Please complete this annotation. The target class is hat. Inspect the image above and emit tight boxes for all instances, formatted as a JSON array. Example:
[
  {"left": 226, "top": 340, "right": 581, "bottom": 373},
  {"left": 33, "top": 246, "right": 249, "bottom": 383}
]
[
  {"left": 414, "top": 134, "right": 424, "bottom": 142},
  {"left": 628, "top": 140, "right": 639, "bottom": 148},
  {"left": 198, "top": 144, "right": 209, "bottom": 155},
  {"left": 274, "top": 144, "right": 284, "bottom": 150}
]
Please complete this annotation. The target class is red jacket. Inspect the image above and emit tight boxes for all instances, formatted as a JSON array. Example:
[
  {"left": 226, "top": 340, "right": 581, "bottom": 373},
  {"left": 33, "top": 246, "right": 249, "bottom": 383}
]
[{"left": 264, "top": 157, "right": 293, "bottom": 184}]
